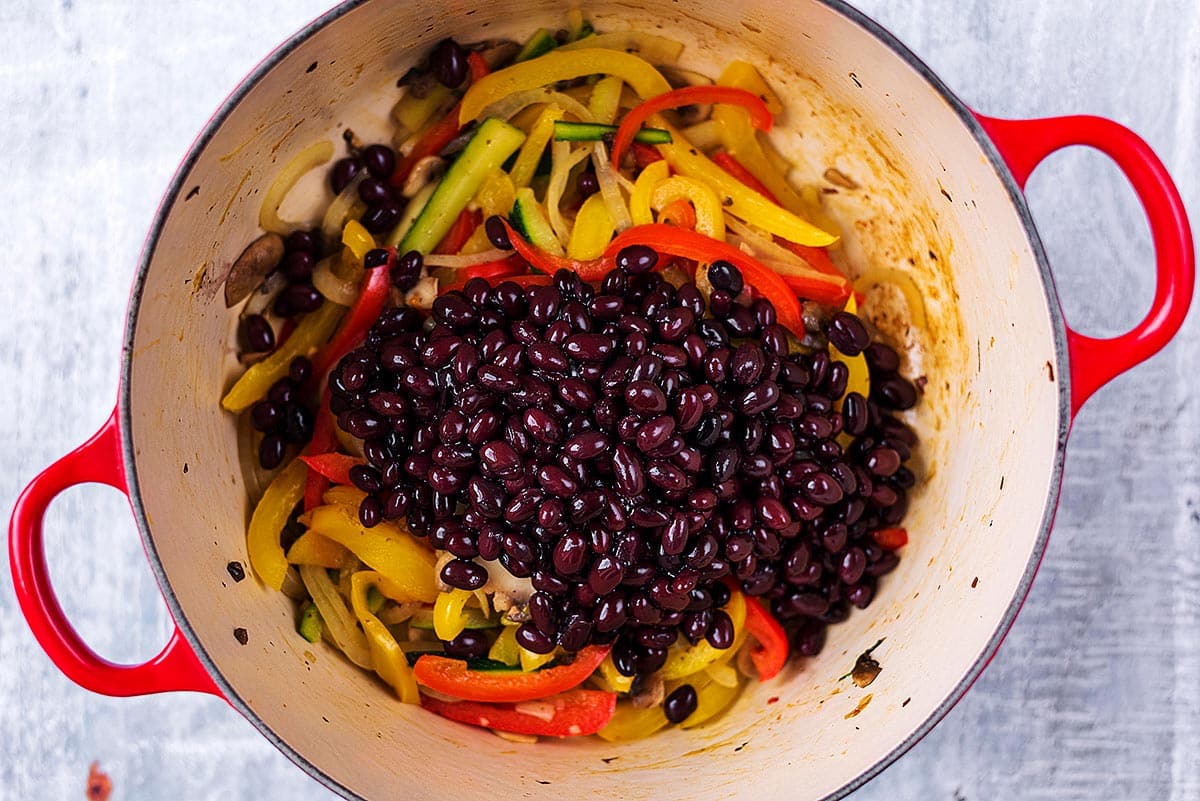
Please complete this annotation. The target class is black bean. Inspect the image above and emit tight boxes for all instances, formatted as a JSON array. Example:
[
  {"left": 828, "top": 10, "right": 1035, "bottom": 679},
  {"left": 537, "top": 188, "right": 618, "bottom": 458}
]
[
  {"left": 864, "top": 341, "right": 900, "bottom": 373},
  {"left": 443, "top": 630, "right": 489, "bottom": 659},
  {"left": 441, "top": 558, "right": 487, "bottom": 590},
  {"left": 664, "top": 684, "right": 698, "bottom": 724},
  {"left": 430, "top": 38, "right": 469, "bottom": 87},
  {"left": 361, "top": 144, "right": 396, "bottom": 180},
  {"left": 330, "top": 157, "right": 361, "bottom": 194},
  {"left": 616, "top": 244, "right": 658, "bottom": 274},
  {"left": 707, "top": 260, "right": 743, "bottom": 294}
]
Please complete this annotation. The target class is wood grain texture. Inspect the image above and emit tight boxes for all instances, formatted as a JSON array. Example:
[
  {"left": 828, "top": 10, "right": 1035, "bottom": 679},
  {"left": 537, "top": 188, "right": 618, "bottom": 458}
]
[{"left": 0, "top": 1, "right": 1195, "bottom": 799}]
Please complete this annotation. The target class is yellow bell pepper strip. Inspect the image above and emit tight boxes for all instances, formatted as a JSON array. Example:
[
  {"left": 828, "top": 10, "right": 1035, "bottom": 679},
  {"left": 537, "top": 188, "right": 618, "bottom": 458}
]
[
  {"left": 596, "top": 701, "right": 669, "bottom": 742},
  {"left": 459, "top": 48, "right": 672, "bottom": 125},
  {"left": 307, "top": 250, "right": 393, "bottom": 384},
  {"left": 393, "top": 83, "right": 453, "bottom": 136},
  {"left": 833, "top": 293, "right": 871, "bottom": 408},
  {"left": 567, "top": 193, "right": 616, "bottom": 260},
  {"left": 612, "top": 86, "right": 772, "bottom": 170},
  {"left": 488, "top": 625, "right": 521, "bottom": 666},
  {"left": 679, "top": 678, "right": 743, "bottom": 729},
  {"left": 221, "top": 301, "right": 342, "bottom": 412},
  {"left": 510, "top": 105, "right": 564, "bottom": 188},
  {"left": 630, "top": 159, "right": 670, "bottom": 226},
  {"left": 743, "top": 596, "right": 789, "bottom": 681},
  {"left": 413, "top": 645, "right": 609, "bottom": 702},
  {"left": 705, "top": 660, "right": 740, "bottom": 689},
  {"left": 603, "top": 225, "right": 805, "bottom": 335},
  {"left": 653, "top": 117, "right": 837, "bottom": 248},
  {"left": 305, "top": 503, "right": 438, "bottom": 603},
  {"left": 433, "top": 588, "right": 473, "bottom": 641},
  {"left": 717, "top": 61, "right": 784, "bottom": 116},
  {"left": 520, "top": 646, "right": 559, "bottom": 673},
  {"left": 351, "top": 571, "right": 421, "bottom": 703},
  {"left": 285, "top": 530, "right": 351, "bottom": 569},
  {"left": 321, "top": 484, "right": 368, "bottom": 510},
  {"left": 588, "top": 75, "right": 624, "bottom": 124},
  {"left": 650, "top": 175, "right": 726, "bottom": 240},
  {"left": 340, "top": 218, "right": 375, "bottom": 261},
  {"left": 422, "top": 689, "right": 617, "bottom": 737},
  {"left": 598, "top": 653, "right": 635, "bottom": 694},
  {"left": 661, "top": 589, "right": 747, "bottom": 680},
  {"left": 498, "top": 218, "right": 613, "bottom": 282},
  {"left": 246, "top": 457, "right": 307, "bottom": 590}
]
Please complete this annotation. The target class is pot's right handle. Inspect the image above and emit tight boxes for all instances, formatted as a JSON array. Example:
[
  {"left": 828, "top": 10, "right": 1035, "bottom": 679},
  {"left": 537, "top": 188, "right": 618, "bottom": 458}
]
[
  {"left": 9, "top": 406, "right": 222, "bottom": 698},
  {"left": 975, "top": 113, "right": 1194, "bottom": 418}
]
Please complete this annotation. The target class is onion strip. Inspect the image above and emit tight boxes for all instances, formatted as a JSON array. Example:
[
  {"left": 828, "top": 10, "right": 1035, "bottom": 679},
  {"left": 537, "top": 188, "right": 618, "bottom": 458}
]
[
  {"left": 591, "top": 141, "right": 632, "bottom": 231},
  {"left": 547, "top": 142, "right": 593, "bottom": 247},
  {"left": 478, "top": 88, "right": 595, "bottom": 126},
  {"left": 241, "top": 270, "right": 286, "bottom": 318},
  {"left": 300, "top": 564, "right": 374, "bottom": 670},
  {"left": 321, "top": 172, "right": 366, "bottom": 244},
  {"left": 260, "top": 140, "right": 334, "bottom": 235},
  {"left": 311, "top": 254, "right": 359, "bottom": 306},
  {"left": 423, "top": 248, "right": 513, "bottom": 269}
]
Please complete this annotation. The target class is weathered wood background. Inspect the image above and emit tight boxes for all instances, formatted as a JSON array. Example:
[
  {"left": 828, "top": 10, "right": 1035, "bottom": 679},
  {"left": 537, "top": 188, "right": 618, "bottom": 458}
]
[{"left": 1, "top": 1, "right": 1195, "bottom": 798}]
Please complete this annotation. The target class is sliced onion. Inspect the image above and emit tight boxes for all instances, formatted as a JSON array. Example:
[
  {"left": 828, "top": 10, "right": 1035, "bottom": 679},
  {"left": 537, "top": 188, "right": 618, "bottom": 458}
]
[
  {"left": 547, "top": 141, "right": 592, "bottom": 246},
  {"left": 312, "top": 254, "right": 359, "bottom": 306},
  {"left": 300, "top": 564, "right": 374, "bottom": 670},
  {"left": 321, "top": 171, "right": 366, "bottom": 244},
  {"left": 405, "top": 275, "right": 439, "bottom": 310},
  {"left": 377, "top": 602, "right": 423, "bottom": 626},
  {"left": 280, "top": 567, "right": 307, "bottom": 601},
  {"left": 260, "top": 140, "right": 334, "bottom": 236},
  {"left": 478, "top": 88, "right": 594, "bottom": 125},
  {"left": 423, "top": 248, "right": 512, "bottom": 269},
  {"left": 241, "top": 270, "right": 287, "bottom": 318},
  {"left": 591, "top": 141, "right": 632, "bottom": 231}
]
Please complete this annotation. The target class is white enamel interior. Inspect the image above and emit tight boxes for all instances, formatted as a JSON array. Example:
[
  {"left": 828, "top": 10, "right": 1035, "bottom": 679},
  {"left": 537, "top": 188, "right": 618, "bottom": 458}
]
[{"left": 123, "top": 1, "right": 1066, "bottom": 799}]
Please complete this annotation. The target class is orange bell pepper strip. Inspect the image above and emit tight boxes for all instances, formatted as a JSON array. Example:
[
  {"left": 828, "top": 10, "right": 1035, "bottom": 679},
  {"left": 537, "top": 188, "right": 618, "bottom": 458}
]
[
  {"left": 413, "top": 645, "right": 609, "bottom": 702},
  {"left": 603, "top": 224, "right": 804, "bottom": 334},
  {"left": 658, "top": 197, "right": 697, "bottom": 229},
  {"left": 421, "top": 689, "right": 617, "bottom": 737},
  {"left": 613, "top": 86, "right": 772, "bottom": 169},
  {"left": 872, "top": 527, "right": 909, "bottom": 550},
  {"left": 743, "top": 596, "right": 789, "bottom": 682},
  {"left": 299, "top": 452, "right": 363, "bottom": 486}
]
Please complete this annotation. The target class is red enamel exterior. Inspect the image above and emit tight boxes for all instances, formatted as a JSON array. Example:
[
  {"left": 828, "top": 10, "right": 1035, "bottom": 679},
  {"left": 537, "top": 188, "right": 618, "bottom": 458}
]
[
  {"left": 8, "top": 406, "right": 222, "bottom": 698},
  {"left": 975, "top": 113, "right": 1195, "bottom": 419}
]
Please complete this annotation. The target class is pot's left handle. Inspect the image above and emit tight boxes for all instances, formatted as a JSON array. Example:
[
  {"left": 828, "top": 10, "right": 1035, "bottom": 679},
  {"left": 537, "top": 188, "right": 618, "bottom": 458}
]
[{"left": 9, "top": 406, "right": 222, "bottom": 697}]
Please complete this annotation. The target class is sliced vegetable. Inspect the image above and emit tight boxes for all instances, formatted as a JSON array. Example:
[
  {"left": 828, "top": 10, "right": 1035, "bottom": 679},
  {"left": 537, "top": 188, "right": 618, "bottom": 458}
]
[
  {"left": 595, "top": 701, "right": 669, "bottom": 742},
  {"left": 302, "top": 390, "right": 337, "bottom": 511},
  {"left": 630, "top": 141, "right": 664, "bottom": 169},
  {"left": 650, "top": 175, "right": 725, "bottom": 240},
  {"left": 515, "top": 27, "right": 558, "bottom": 62},
  {"left": 554, "top": 120, "right": 671, "bottom": 145},
  {"left": 246, "top": 458, "right": 307, "bottom": 590},
  {"left": 305, "top": 503, "right": 438, "bottom": 602},
  {"left": 554, "top": 31, "right": 684, "bottom": 64},
  {"left": 307, "top": 256, "right": 393, "bottom": 383},
  {"left": 299, "top": 563, "right": 373, "bottom": 669},
  {"left": 630, "top": 159, "right": 670, "bottom": 226},
  {"left": 520, "top": 646, "right": 559, "bottom": 673},
  {"left": 679, "top": 677, "right": 742, "bottom": 729},
  {"left": 385, "top": 180, "right": 438, "bottom": 248},
  {"left": 510, "top": 187, "right": 564, "bottom": 255},
  {"left": 509, "top": 105, "right": 564, "bottom": 188},
  {"left": 393, "top": 84, "right": 454, "bottom": 136},
  {"left": 422, "top": 689, "right": 616, "bottom": 737},
  {"left": 433, "top": 208, "right": 482, "bottom": 255},
  {"left": 500, "top": 218, "right": 609, "bottom": 281},
  {"left": 286, "top": 530, "right": 351, "bottom": 569},
  {"left": 259, "top": 140, "right": 334, "bottom": 236},
  {"left": 413, "top": 645, "right": 609, "bottom": 702},
  {"left": 598, "top": 653, "right": 634, "bottom": 694},
  {"left": 613, "top": 86, "right": 771, "bottom": 169},
  {"left": 743, "top": 596, "right": 789, "bottom": 681},
  {"left": 567, "top": 193, "right": 616, "bottom": 260},
  {"left": 603, "top": 224, "right": 804, "bottom": 334},
  {"left": 433, "top": 588, "right": 474, "bottom": 641},
  {"left": 297, "top": 602, "right": 324, "bottom": 643},
  {"left": 661, "top": 588, "right": 746, "bottom": 680},
  {"left": 410, "top": 603, "right": 495, "bottom": 632},
  {"left": 588, "top": 75, "right": 624, "bottom": 124},
  {"left": 460, "top": 49, "right": 672, "bottom": 124},
  {"left": 351, "top": 571, "right": 421, "bottom": 703},
  {"left": 397, "top": 117, "right": 527, "bottom": 255},
  {"left": 221, "top": 302, "right": 342, "bottom": 412},
  {"left": 832, "top": 293, "right": 870, "bottom": 412},
  {"left": 298, "top": 452, "right": 362, "bottom": 486},
  {"left": 872, "top": 527, "right": 909, "bottom": 550},
  {"left": 488, "top": 625, "right": 521, "bottom": 666},
  {"left": 657, "top": 197, "right": 697, "bottom": 230},
  {"left": 717, "top": 61, "right": 783, "bottom": 115},
  {"left": 341, "top": 219, "right": 375, "bottom": 261}
]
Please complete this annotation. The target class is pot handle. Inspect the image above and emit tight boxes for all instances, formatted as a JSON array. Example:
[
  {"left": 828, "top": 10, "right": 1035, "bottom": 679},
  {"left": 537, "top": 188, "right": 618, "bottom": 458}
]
[
  {"left": 974, "top": 113, "right": 1194, "bottom": 417},
  {"left": 8, "top": 406, "right": 222, "bottom": 697}
]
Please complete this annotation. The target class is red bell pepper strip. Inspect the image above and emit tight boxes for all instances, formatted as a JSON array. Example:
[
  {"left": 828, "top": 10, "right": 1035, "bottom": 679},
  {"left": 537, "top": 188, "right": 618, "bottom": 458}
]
[
  {"left": 613, "top": 86, "right": 772, "bottom": 169},
  {"left": 413, "top": 645, "right": 609, "bottom": 703},
  {"left": 604, "top": 224, "right": 804, "bottom": 334},
  {"left": 779, "top": 272, "right": 852, "bottom": 306},
  {"left": 303, "top": 388, "right": 337, "bottom": 511},
  {"left": 299, "top": 453, "right": 363, "bottom": 486},
  {"left": 390, "top": 53, "right": 491, "bottom": 188},
  {"left": 438, "top": 254, "right": 528, "bottom": 295},
  {"left": 309, "top": 255, "right": 394, "bottom": 384},
  {"left": 421, "top": 689, "right": 617, "bottom": 737},
  {"left": 433, "top": 208, "right": 482, "bottom": 255},
  {"left": 872, "top": 527, "right": 909, "bottom": 550},
  {"left": 713, "top": 150, "right": 846, "bottom": 279},
  {"left": 499, "top": 219, "right": 613, "bottom": 282},
  {"left": 276, "top": 318, "right": 298, "bottom": 348},
  {"left": 631, "top": 141, "right": 665, "bottom": 170},
  {"left": 743, "top": 596, "right": 789, "bottom": 682},
  {"left": 501, "top": 274, "right": 555, "bottom": 288}
]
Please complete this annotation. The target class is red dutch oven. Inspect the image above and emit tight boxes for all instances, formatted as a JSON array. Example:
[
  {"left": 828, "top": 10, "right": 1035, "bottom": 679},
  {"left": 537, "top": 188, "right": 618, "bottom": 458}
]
[{"left": 8, "top": 1, "right": 1194, "bottom": 799}]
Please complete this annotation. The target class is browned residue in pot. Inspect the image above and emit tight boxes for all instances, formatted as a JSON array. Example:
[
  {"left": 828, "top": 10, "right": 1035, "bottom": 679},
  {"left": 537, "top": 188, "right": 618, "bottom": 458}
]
[{"left": 844, "top": 693, "right": 873, "bottom": 720}]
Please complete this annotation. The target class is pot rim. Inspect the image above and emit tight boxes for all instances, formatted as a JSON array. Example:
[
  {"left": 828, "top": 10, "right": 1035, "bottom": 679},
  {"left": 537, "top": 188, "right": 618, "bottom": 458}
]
[{"left": 118, "top": 1, "right": 1071, "bottom": 798}]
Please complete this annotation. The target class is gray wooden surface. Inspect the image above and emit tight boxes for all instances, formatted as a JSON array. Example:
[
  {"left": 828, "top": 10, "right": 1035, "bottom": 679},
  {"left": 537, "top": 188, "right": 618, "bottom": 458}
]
[{"left": 1, "top": 1, "right": 1196, "bottom": 799}]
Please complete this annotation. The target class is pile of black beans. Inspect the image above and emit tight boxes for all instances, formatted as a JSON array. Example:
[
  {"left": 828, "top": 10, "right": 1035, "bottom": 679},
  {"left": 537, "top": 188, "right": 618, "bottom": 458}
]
[
  {"left": 239, "top": 230, "right": 326, "bottom": 358},
  {"left": 250, "top": 357, "right": 316, "bottom": 469},
  {"left": 328, "top": 243, "right": 917, "bottom": 679},
  {"left": 329, "top": 143, "right": 403, "bottom": 235}
]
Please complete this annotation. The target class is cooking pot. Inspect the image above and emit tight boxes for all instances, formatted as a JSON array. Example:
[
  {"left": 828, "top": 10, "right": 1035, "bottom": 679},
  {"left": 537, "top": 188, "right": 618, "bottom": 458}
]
[{"left": 8, "top": 1, "right": 1194, "bottom": 799}]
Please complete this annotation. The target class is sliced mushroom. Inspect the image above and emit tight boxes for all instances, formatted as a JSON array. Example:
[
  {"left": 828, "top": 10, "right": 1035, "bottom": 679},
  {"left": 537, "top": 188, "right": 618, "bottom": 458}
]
[
  {"left": 402, "top": 155, "right": 447, "bottom": 198},
  {"left": 471, "top": 39, "right": 521, "bottom": 71},
  {"left": 398, "top": 67, "right": 439, "bottom": 100},
  {"left": 630, "top": 672, "right": 665, "bottom": 709},
  {"left": 658, "top": 66, "right": 715, "bottom": 126},
  {"left": 224, "top": 232, "right": 284, "bottom": 308}
]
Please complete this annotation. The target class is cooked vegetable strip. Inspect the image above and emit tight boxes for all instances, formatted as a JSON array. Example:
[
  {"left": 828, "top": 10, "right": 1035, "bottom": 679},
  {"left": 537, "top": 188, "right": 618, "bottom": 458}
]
[
  {"left": 596, "top": 702, "right": 669, "bottom": 742},
  {"left": 612, "top": 86, "right": 771, "bottom": 168},
  {"left": 679, "top": 677, "right": 742, "bottom": 729},
  {"left": 351, "top": 571, "right": 421, "bottom": 703},
  {"left": 246, "top": 458, "right": 307, "bottom": 590},
  {"left": 286, "top": 530, "right": 350, "bottom": 568},
  {"left": 604, "top": 224, "right": 805, "bottom": 334},
  {"left": 308, "top": 256, "right": 393, "bottom": 382},
  {"left": 653, "top": 117, "right": 837, "bottom": 247},
  {"left": 546, "top": 141, "right": 592, "bottom": 246},
  {"left": 222, "top": 302, "right": 342, "bottom": 412},
  {"left": 459, "top": 49, "right": 672, "bottom": 124},
  {"left": 555, "top": 121, "right": 672, "bottom": 144},
  {"left": 299, "top": 563, "right": 373, "bottom": 669},
  {"left": 591, "top": 140, "right": 632, "bottom": 231},
  {"left": 422, "top": 689, "right": 617, "bottom": 737},
  {"left": 306, "top": 504, "right": 438, "bottom": 602},
  {"left": 433, "top": 588, "right": 473, "bottom": 641},
  {"left": 567, "top": 194, "right": 616, "bottom": 260},
  {"left": 397, "top": 117, "right": 526, "bottom": 255},
  {"left": 413, "top": 645, "right": 610, "bottom": 702},
  {"left": 650, "top": 176, "right": 726, "bottom": 240},
  {"left": 260, "top": 140, "right": 334, "bottom": 235},
  {"left": 588, "top": 75, "right": 624, "bottom": 124},
  {"left": 299, "top": 453, "right": 362, "bottom": 486},
  {"left": 661, "top": 589, "right": 746, "bottom": 679},
  {"left": 630, "top": 160, "right": 670, "bottom": 226},
  {"left": 834, "top": 293, "right": 871, "bottom": 406},
  {"left": 743, "top": 596, "right": 789, "bottom": 681},
  {"left": 510, "top": 105, "right": 564, "bottom": 188},
  {"left": 500, "top": 218, "right": 610, "bottom": 281}
]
